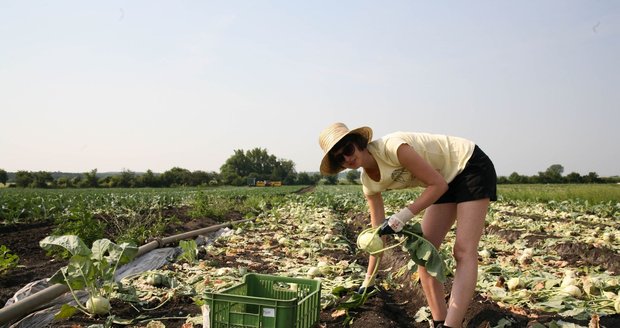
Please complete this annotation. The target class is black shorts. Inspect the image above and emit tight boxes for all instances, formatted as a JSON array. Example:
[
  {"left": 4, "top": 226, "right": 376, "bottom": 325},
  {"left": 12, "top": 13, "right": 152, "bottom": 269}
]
[{"left": 434, "top": 145, "right": 497, "bottom": 204}]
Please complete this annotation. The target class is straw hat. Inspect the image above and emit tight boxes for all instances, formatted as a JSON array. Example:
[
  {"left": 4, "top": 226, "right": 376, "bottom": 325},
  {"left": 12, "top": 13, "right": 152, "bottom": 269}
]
[{"left": 318, "top": 122, "right": 373, "bottom": 175}]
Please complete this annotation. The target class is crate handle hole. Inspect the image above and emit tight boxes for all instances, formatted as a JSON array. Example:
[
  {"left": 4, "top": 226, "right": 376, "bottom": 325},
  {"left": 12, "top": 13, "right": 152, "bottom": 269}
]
[{"left": 273, "top": 281, "right": 298, "bottom": 292}]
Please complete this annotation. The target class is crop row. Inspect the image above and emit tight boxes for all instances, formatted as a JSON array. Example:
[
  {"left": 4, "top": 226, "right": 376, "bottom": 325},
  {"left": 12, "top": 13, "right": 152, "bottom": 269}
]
[{"left": 1, "top": 185, "right": 619, "bottom": 326}]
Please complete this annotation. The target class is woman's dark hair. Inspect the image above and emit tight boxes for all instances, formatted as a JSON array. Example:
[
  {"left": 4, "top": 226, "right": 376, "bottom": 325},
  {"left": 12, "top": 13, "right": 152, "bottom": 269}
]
[{"left": 328, "top": 133, "right": 368, "bottom": 170}]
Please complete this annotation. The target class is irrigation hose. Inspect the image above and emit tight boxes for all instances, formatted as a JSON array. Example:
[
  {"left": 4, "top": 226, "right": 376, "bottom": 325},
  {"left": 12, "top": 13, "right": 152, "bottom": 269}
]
[{"left": 0, "top": 218, "right": 252, "bottom": 326}]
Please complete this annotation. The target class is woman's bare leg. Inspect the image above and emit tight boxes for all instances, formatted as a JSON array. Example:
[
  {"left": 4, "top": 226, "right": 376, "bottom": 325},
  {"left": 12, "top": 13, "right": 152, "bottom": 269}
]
[
  {"left": 444, "top": 198, "right": 489, "bottom": 327},
  {"left": 419, "top": 203, "right": 457, "bottom": 322}
]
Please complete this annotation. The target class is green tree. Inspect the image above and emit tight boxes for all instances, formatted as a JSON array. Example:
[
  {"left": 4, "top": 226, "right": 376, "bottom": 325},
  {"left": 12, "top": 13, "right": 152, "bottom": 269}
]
[
  {"left": 82, "top": 169, "right": 99, "bottom": 188},
  {"left": 323, "top": 175, "right": 339, "bottom": 185},
  {"left": 346, "top": 170, "right": 361, "bottom": 184},
  {"left": 0, "top": 169, "right": 7, "bottom": 185},
  {"left": 57, "top": 177, "right": 71, "bottom": 188},
  {"left": 138, "top": 169, "right": 160, "bottom": 187},
  {"left": 189, "top": 170, "right": 219, "bottom": 186},
  {"left": 508, "top": 172, "right": 526, "bottom": 184},
  {"left": 220, "top": 150, "right": 249, "bottom": 185},
  {"left": 161, "top": 167, "right": 192, "bottom": 187},
  {"left": 111, "top": 170, "right": 137, "bottom": 188},
  {"left": 272, "top": 159, "right": 296, "bottom": 183},
  {"left": 71, "top": 175, "right": 83, "bottom": 187},
  {"left": 31, "top": 171, "right": 53, "bottom": 188},
  {"left": 282, "top": 170, "right": 297, "bottom": 185},
  {"left": 537, "top": 164, "right": 564, "bottom": 183},
  {"left": 583, "top": 172, "right": 601, "bottom": 183},
  {"left": 565, "top": 172, "right": 582, "bottom": 184},
  {"left": 546, "top": 164, "right": 564, "bottom": 181},
  {"left": 296, "top": 172, "right": 313, "bottom": 185},
  {"left": 98, "top": 176, "right": 113, "bottom": 188},
  {"left": 246, "top": 148, "right": 276, "bottom": 178},
  {"left": 220, "top": 148, "right": 296, "bottom": 185},
  {"left": 15, "top": 171, "right": 33, "bottom": 188}
]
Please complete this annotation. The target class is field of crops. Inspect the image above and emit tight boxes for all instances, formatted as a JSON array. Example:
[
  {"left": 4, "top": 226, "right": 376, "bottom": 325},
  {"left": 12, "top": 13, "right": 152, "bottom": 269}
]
[{"left": 1, "top": 184, "right": 619, "bottom": 328}]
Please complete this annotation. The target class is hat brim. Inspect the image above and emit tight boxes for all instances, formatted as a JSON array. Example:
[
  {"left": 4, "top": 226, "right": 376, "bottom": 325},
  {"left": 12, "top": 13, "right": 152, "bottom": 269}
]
[{"left": 320, "top": 126, "right": 372, "bottom": 175}]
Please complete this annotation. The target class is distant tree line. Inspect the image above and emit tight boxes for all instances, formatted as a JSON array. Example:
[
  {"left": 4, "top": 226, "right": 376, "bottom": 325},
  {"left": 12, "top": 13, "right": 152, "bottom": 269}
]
[
  {"left": 497, "top": 164, "right": 620, "bottom": 184},
  {"left": 0, "top": 161, "right": 617, "bottom": 189},
  {"left": 0, "top": 148, "right": 322, "bottom": 188}
]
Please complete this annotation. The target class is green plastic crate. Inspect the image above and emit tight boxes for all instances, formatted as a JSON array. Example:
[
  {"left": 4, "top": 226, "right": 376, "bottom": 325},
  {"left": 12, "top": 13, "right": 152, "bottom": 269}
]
[{"left": 204, "top": 273, "right": 321, "bottom": 328}]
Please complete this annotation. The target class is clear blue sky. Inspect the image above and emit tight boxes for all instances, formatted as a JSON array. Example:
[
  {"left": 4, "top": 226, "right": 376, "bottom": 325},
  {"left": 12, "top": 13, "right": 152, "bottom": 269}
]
[{"left": 1, "top": 1, "right": 619, "bottom": 176}]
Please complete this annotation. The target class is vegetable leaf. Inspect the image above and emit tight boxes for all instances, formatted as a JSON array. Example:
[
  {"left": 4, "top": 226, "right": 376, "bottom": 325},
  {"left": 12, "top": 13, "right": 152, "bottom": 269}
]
[
  {"left": 40, "top": 235, "right": 91, "bottom": 257},
  {"left": 54, "top": 304, "right": 78, "bottom": 320},
  {"left": 401, "top": 222, "right": 447, "bottom": 283}
]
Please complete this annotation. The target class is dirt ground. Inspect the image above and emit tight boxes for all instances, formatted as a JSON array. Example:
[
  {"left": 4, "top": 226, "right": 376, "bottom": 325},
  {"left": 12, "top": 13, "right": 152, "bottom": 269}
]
[{"left": 1, "top": 211, "right": 619, "bottom": 328}]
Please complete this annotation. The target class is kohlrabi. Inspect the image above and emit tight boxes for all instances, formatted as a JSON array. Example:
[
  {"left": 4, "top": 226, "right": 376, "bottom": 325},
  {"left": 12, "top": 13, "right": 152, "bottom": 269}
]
[
  {"left": 40, "top": 235, "right": 138, "bottom": 317},
  {"left": 356, "top": 230, "right": 384, "bottom": 254},
  {"left": 86, "top": 295, "right": 111, "bottom": 315}
]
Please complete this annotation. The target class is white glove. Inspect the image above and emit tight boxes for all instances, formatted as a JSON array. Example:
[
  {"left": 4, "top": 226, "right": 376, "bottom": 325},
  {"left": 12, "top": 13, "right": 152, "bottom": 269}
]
[{"left": 387, "top": 207, "right": 414, "bottom": 232}]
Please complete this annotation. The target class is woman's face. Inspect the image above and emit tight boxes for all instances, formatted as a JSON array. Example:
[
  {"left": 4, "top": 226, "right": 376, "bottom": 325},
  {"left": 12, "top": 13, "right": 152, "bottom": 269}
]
[{"left": 331, "top": 141, "right": 361, "bottom": 170}]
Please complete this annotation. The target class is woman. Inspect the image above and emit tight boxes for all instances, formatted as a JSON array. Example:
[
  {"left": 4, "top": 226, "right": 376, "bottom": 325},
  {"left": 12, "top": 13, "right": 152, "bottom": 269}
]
[{"left": 318, "top": 122, "right": 497, "bottom": 328}]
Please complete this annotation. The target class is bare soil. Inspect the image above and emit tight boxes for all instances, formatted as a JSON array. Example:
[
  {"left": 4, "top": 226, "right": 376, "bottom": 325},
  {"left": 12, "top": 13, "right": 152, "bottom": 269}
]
[{"left": 2, "top": 208, "right": 619, "bottom": 328}]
